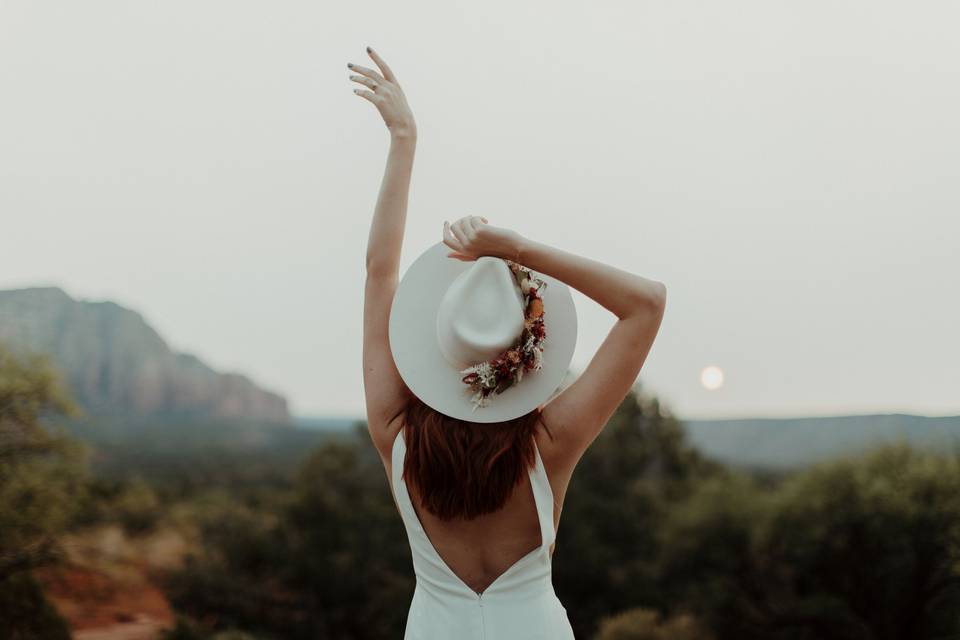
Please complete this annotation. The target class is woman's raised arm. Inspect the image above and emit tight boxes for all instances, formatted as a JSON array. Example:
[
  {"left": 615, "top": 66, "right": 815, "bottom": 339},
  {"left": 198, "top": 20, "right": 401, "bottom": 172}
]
[
  {"left": 351, "top": 46, "right": 418, "bottom": 278},
  {"left": 352, "top": 46, "right": 418, "bottom": 463}
]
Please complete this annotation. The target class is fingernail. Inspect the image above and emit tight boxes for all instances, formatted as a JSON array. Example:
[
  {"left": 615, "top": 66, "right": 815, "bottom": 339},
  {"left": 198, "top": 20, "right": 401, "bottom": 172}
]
[
  {"left": 366, "top": 46, "right": 372, "bottom": 53},
  {"left": 347, "top": 62, "right": 353, "bottom": 68}
]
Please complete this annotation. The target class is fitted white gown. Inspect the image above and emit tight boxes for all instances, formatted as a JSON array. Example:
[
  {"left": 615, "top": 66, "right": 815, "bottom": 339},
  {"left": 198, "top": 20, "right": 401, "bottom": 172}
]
[{"left": 390, "top": 429, "right": 576, "bottom": 640}]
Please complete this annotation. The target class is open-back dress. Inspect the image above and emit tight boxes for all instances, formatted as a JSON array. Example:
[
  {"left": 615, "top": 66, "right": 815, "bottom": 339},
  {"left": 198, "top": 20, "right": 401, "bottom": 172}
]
[{"left": 390, "top": 429, "right": 576, "bottom": 639}]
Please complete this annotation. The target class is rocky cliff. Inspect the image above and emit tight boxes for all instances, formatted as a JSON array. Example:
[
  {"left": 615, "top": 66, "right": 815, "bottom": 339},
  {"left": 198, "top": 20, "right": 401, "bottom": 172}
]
[{"left": 0, "top": 287, "right": 290, "bottom": 423}]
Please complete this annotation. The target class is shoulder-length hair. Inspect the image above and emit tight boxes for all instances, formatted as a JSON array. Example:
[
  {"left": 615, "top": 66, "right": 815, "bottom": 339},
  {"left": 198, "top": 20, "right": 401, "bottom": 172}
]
[{"left": 401, "top": 393, "right": 553, "bottom": 521}]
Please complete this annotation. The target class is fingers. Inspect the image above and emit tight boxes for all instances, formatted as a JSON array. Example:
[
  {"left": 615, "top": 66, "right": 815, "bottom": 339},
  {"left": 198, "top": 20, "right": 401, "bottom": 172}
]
[
  {"left": 463, "top": 216, "right": 481, "bottom": 238},
  {"left": 465, "top": 215, "right": 489, "bottom": 235},
  {"left": 450, "top": 219, "right": 470, "bottom": 247},
  {"left": 346, "top": 62, "right": 385, "bottom": 84},
  {"left": 443, "top": 220, "right": 466, "bottom": 252},
  {"left": 366, "top": 46, "right": 397, "bottom": 84},
  {"left": 444, "top": 218, "right": 485, "bottom": 261},
  {"left": 353, "top": 88, "right": 377, "bottom": 102},
  {"left": 350, "top": 75, "right": 378, "bottom": 90}
]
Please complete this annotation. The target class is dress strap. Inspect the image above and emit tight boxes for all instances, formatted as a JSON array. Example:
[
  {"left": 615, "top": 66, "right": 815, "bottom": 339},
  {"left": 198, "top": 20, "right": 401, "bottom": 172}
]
[
  {"left": 393, "top": 430, "right": 435, "bottom": 539},
  {"left": 529, "top": 436, "right": 558, "bottom": 551},
  {"left": 391, "top": 431, "right": 418, "bottom": 530}
]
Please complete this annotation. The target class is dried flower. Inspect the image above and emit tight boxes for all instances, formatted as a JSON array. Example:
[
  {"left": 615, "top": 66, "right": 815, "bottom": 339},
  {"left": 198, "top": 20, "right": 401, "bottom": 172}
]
[
  {"left": 458, "top": 261, "right": 548, "bottom": 411},
  {"left": 527, "top": 298, "right": 544, "bottom": 319}
]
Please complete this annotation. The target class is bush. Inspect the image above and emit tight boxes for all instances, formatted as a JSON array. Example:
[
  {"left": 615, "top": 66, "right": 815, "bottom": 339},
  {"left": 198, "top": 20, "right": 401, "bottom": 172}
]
[
  {"left": 657, "top": 443, "right": 960, "bottom": 639},
  {"left": 595, "top": 607, "right": 713, "bottom": 640},
  {"left": 0, "top": 573, "right": 72, "bottom": 640}
]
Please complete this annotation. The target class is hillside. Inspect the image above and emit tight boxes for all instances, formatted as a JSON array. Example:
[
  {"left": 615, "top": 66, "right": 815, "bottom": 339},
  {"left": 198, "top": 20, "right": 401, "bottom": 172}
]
[
  {"left": 685, "top": 413, "right": 960, "bottom": 469},
  {"left": 0, "top": 287, "right": 289, "bottom": 423}
]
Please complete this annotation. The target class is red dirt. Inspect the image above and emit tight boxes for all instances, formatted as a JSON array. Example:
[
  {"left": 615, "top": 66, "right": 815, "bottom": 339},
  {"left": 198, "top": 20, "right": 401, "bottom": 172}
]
[{"left": 32, "top": 526, "right": 189, "bottom": 640}]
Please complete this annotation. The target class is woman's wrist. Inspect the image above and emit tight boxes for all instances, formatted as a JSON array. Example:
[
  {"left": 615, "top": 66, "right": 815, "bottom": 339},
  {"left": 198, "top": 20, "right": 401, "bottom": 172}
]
[
  {"left": 506, "top": 232, "right": 528, "bottom": 263},
  {"left": 390, "top": 124, "right": 417, "bottom": 141}
]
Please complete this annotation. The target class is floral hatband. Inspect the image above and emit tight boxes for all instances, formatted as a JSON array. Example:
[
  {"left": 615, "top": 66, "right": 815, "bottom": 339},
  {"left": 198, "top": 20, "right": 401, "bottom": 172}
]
[{"left": 459, "top": 260, "right": 548, "bottom": 411}]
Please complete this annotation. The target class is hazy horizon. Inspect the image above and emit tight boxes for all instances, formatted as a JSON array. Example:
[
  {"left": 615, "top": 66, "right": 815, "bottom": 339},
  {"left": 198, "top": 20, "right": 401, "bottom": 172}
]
[{"left": 3, "top": 2, "right": 958, "bottom": 420}]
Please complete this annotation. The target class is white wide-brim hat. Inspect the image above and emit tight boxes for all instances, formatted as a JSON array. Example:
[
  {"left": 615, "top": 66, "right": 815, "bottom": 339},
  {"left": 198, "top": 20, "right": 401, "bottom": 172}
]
[{"left": 389, "top": 241, "right": 578, "bottom": 423}]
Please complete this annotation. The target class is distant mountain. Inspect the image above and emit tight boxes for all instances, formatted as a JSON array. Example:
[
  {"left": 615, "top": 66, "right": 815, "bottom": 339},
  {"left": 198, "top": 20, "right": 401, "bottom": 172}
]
[
  {"left": 291, "top": 411, "right": 960, "bottom": 470},
  {"left": 0, "top": 287, "right": 289, "bottom": 423},
  {"left": 294, "top": 416, "right": 365, "bottom": 431},
  {"left": 684, "top": 413, "right": 960, "bottom": 469}
]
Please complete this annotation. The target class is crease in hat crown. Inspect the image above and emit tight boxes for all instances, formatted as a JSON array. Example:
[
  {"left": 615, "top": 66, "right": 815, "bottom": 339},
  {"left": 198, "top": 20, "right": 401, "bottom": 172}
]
[{"left": 436, "top": 256, "right": 526, "bottom": 370}]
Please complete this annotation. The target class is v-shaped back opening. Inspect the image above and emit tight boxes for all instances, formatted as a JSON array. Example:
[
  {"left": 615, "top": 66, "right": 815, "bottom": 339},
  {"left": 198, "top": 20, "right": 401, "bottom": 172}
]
[{"left": 392, "top": 429, "right": 555, "bottom": 598}]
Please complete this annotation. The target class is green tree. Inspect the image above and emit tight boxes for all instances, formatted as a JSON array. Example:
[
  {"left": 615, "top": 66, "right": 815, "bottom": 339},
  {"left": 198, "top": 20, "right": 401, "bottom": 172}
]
[
  {"left": 164, "top": 429, "right": 413, "bottom": 640},
  {"left": 280, "top": 434, "right": 414, "bottom": 638},
  {"left": 658, "top": 443, "right": 960, "bottom": 640},
  {"left": 0, "top": 343, "right": 89, "bottom": 639},
  {"left": 553, "top": 385, "right": 720, "bottom": 638}
]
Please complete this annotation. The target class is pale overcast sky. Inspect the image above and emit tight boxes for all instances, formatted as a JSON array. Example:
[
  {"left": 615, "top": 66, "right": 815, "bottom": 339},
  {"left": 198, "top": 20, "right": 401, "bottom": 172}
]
[{"left": 2, "top": 2, "right": 958, "bottom": 420}]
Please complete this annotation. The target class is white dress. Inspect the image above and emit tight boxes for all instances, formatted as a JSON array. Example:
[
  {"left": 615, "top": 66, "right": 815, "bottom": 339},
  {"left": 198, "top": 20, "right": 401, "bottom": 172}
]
[{"left": 390, "top": 429, "right": 576, "bottom": 640}]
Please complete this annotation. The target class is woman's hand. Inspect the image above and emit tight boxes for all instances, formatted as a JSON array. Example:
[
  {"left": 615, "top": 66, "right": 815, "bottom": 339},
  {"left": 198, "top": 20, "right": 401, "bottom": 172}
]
[
  {"left": 348, "top": 47, "right": 417, "bottom": 139},
  {"left": 443, "top": 216, "right": 524, "bottom": 262}
]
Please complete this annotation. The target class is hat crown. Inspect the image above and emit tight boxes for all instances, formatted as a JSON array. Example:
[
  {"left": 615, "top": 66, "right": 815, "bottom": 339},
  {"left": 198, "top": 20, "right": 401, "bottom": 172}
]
[{"left": 436, "top": 256, "right": 525, "bottom": 370}]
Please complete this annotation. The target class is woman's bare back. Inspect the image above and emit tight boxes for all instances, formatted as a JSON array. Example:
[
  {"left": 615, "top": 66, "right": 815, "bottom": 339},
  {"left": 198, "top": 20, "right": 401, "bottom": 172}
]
[{"left": 386, "top": 418, "right": 571, "bottom": 596}]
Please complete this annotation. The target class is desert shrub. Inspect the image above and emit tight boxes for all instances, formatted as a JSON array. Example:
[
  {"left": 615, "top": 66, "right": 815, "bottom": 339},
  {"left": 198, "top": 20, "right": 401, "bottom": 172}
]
[{"left": 595, "top": 607, "right": 713, "bottom": 640}]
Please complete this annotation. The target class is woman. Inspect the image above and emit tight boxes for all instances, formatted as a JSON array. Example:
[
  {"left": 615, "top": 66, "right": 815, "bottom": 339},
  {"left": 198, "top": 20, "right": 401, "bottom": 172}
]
[{"left": 353, "top": 47, "right": 667, "bottom": 639}]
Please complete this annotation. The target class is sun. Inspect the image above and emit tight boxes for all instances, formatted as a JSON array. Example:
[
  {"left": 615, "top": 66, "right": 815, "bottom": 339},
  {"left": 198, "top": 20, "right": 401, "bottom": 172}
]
[{"left": 700, "top": 365, "right": 725, "bottom": 391}]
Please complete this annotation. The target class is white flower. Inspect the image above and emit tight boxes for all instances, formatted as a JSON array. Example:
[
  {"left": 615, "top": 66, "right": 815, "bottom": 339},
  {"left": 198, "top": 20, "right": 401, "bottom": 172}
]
[
  {"left": 518, "top": 274, "right": 530, "bottom": 294},
  {"left": 469, "top": 389, "right": 490, "bottom": 411},
  {"left": 461, "top": 361, "right": 498, "bottom": 388}
]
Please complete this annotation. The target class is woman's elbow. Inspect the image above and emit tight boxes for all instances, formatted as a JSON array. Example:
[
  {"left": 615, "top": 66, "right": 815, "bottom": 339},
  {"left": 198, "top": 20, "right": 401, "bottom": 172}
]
[
  {"left": 652, "top": 281, "right": 667, "bottom": 310},
  {"left": 629, "top": 279, "right": 667, "bottom": 317}
]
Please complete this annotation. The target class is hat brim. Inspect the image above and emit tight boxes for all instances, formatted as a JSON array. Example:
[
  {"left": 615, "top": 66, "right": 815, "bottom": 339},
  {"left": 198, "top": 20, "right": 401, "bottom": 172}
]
[{"left": 389, "top": 241, "right": 578, "bottom": 423}]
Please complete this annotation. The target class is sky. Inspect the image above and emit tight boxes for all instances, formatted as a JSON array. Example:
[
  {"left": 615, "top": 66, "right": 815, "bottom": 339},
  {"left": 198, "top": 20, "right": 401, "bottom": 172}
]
[{"left": 1, "top": 1, "right": 958, "bottom": 420}]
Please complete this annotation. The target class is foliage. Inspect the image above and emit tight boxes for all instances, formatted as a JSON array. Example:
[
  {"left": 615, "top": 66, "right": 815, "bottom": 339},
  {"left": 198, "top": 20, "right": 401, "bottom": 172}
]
[
  {"left": 0, "top": 343, "right": 87, "bottom": 635},
  {"left": 57, "top": 414, "right": 342, "bottom": 493},
  {"left": 161, "top": 617, "right": 266, "bottom": 640},
  {"left": 595, "top": 607, "right": 713, "bottom": 640},
  {"left": 0, "top": 345, "right": 87, "bottom": 574},
  {"left": 74, "top": 475, "right": 163, "bottom": 534},
  {"left": 658, "top": 443, "right": 960, "bottom": 639},
  {"left": 552, "top": 387, "right": 721, "bottom": 635},
  {"left": 0, "top": 573, "right": 72, "bottom": 640},
  {"left": 163, "top": 429, "right": 412, "bottom": 640}
]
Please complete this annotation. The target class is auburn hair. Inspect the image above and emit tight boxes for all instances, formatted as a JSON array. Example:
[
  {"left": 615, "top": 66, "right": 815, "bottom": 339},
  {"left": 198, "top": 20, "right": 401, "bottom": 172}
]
[{"left": 401, "top": 393, "right": 553, "bottom": 521}]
